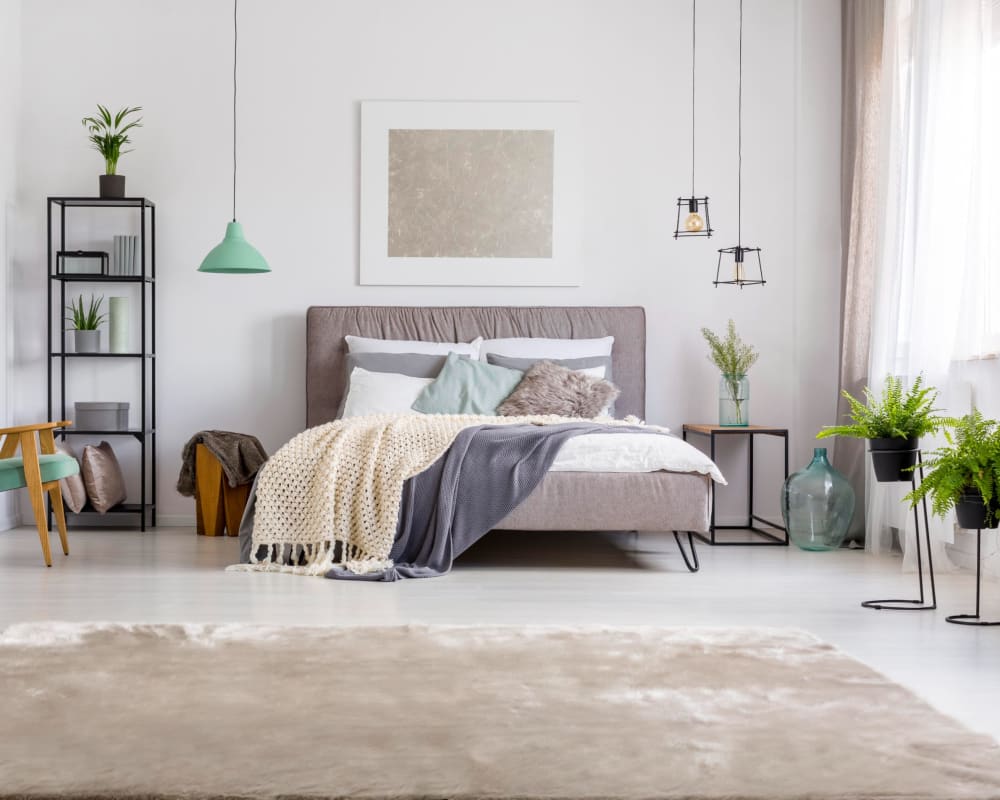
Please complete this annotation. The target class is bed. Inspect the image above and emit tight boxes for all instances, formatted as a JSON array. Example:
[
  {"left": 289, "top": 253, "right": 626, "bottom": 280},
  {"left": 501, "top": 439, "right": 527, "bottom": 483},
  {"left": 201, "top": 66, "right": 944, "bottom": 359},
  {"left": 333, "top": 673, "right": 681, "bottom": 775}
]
[{"left": 306, "top": 305, "right": 711, "bottom": 571}]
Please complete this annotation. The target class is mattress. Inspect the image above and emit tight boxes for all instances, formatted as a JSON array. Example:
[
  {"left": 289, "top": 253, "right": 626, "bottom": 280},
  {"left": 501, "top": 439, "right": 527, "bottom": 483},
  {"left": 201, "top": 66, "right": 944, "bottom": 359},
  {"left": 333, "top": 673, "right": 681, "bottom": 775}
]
[{"left": 550, "top": 431, "right": 725, "bottom": 482}]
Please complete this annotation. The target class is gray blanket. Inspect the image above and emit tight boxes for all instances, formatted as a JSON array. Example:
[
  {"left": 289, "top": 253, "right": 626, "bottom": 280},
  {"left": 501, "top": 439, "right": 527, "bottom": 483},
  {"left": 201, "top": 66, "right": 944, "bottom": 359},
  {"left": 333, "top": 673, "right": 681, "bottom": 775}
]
[{"left": 239, "top": 422, "right": 647, "bottom": 579}]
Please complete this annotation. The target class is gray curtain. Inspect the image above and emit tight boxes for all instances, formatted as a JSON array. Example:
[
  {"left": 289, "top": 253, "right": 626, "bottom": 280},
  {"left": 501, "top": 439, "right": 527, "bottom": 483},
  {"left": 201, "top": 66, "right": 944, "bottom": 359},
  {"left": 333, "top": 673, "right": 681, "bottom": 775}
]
[{"left": 834, "top": 0, "right": 884, "bottom": 542}]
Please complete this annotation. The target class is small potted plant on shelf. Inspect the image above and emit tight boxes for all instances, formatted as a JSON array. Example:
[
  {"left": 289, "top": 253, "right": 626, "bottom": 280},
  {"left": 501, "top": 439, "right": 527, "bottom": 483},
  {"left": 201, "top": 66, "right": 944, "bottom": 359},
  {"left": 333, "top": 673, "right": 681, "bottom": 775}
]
[
  {"left": 81, "top": 104, "right": 143, "bottom": 198},
  {"left": 904, "top": 410, "right": 1000, "bottom": 530},
  {"left": 66, "top": 294, "right": 106, "bottom": 353},
  {"left": 700, "top": 319, "right": 758, "bottom": 427},
  {"left": 817, "top": 374, "right": 949, "bottom": 482}
]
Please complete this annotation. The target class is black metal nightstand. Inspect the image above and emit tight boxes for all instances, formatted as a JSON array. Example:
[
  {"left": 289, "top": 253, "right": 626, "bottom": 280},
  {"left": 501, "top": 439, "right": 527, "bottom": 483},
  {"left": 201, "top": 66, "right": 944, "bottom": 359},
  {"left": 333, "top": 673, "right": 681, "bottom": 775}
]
[{"left": 682, "top": 424, "right": 789, "bottom": 546}]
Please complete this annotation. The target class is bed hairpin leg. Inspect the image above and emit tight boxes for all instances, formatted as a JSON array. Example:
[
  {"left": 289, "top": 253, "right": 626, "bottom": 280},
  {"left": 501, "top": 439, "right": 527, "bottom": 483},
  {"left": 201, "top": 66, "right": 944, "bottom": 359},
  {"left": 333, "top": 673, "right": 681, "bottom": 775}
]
[{"left": 673, "top": 531, "right": 700, "bottom": 573}]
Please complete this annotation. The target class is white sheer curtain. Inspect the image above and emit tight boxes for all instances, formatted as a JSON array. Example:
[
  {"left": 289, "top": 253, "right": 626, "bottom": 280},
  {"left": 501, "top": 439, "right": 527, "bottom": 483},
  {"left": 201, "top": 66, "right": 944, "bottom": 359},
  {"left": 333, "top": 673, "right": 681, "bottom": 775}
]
[{"left": 866, "top": 0, "right": 994, "bottom": 564}]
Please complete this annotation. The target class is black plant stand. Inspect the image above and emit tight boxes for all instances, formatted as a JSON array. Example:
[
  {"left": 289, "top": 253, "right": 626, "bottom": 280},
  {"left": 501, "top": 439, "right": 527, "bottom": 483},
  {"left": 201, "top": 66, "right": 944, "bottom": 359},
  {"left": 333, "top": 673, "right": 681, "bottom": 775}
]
[
  {"left": 862, "top": 450, "right": 936, "bottom": 611},
  {"left": 946, "top": 529, "right": 1000, "bottom": 626}
]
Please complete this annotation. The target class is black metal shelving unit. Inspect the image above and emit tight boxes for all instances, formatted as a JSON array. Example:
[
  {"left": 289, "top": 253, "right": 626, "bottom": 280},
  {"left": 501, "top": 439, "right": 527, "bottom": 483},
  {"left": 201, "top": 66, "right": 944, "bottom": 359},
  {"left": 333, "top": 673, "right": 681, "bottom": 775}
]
[{"left": 46, "top": 197, "right": 156, "bottom": 531}]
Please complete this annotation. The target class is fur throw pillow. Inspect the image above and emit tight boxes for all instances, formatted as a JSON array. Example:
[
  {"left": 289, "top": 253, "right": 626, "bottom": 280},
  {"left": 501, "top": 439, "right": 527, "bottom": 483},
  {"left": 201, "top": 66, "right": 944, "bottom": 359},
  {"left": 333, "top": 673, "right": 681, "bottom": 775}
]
[{"left": 497, "top": 360, "right": 620, "bottom": 419}]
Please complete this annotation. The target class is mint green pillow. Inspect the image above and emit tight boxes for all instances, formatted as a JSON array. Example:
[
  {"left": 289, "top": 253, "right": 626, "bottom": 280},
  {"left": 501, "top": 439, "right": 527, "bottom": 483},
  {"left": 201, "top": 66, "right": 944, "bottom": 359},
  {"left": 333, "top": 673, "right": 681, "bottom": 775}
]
[{"left": 411, "top": 352, "right": 524, "bottom": 415}]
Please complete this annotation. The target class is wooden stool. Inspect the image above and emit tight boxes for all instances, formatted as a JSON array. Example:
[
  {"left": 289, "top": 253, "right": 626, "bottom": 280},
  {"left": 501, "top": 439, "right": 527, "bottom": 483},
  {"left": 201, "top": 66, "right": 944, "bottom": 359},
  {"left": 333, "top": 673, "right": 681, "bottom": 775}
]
[{"left": 195, "top": 443, "right": 251, "bottom": 537}]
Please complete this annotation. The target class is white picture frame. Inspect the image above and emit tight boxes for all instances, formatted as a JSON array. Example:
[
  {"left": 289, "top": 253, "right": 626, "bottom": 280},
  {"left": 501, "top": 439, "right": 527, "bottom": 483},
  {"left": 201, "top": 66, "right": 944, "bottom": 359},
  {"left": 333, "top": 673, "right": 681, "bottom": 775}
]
[{"left": 360, "top": 101, "right": 582, "bottom": 286}]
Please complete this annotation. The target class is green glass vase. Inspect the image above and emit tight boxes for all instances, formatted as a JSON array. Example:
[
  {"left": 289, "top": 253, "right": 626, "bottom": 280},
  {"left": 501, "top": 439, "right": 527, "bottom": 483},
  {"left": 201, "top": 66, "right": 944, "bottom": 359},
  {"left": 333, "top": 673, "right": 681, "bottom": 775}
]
[
  {"left": 719, "top": 373, "right": 749, "bottom": 426},
  {"left": 781, "top": 448, "right": 855, "bottom": 551}
]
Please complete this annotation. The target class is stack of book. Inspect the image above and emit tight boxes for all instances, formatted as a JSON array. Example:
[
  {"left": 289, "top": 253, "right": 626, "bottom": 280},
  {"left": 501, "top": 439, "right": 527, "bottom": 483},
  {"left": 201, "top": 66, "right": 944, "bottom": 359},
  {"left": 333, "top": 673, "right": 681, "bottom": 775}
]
[{"left": 111, "top": 235, "right": 139, "bottom": 276}]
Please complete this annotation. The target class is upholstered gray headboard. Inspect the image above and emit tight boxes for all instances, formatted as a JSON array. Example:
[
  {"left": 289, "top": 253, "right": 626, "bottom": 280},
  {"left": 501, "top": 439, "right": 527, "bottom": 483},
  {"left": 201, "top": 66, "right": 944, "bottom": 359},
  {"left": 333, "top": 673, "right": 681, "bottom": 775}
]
[{"left": 305, "top": 306, "right": 646, "bottom": 427}]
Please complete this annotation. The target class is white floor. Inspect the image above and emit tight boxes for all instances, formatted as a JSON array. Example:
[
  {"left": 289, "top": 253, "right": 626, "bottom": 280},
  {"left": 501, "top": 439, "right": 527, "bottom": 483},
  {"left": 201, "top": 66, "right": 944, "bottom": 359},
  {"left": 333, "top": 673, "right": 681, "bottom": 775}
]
[{"left": 2, "top": 525, "right": 999, "bottom": 742}]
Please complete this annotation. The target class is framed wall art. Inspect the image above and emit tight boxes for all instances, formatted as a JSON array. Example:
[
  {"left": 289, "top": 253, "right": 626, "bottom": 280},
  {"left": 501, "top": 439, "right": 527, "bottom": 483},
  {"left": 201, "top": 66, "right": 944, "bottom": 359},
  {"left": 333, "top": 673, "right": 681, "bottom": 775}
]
[{"left": 360, "top": 101, "right": 582, "bottom": 286}]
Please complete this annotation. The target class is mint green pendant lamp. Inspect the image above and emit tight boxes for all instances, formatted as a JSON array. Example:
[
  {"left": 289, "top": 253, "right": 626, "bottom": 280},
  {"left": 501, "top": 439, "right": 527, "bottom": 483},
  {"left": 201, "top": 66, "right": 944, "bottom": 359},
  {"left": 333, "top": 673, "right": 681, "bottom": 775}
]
[{"left": 199, "top": 0, "right": 270, "bottom": 274}]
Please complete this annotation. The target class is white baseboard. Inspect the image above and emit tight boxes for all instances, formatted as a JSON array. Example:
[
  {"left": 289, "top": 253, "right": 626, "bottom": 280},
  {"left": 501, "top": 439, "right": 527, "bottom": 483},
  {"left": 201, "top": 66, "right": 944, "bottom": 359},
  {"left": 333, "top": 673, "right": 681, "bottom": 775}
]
[
  {"left": 155, "top": 514, "right": 197, "bottom": 528},
  {"left": 0, "top": 509, "right": 21, "bottom": 532}
]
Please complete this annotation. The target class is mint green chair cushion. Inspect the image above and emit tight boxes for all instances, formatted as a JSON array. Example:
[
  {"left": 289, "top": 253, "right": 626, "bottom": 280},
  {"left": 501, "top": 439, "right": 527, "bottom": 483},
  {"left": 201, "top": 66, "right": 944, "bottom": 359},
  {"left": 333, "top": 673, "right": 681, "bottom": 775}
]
[
  {"left": 0, "top": 453, "right": 80, "bottom": 492},
  {"left": 412, "top": 352, "right": 525, "bottom": 415}
]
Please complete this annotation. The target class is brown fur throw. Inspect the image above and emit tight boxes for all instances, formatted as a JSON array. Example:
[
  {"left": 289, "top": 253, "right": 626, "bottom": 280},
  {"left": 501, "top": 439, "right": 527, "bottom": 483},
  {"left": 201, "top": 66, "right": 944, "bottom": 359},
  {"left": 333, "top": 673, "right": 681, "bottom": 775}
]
[
  {"left": 176, "top": 430, "right": 268, "bottom": 497},
  {"left": 497, "top": 360, "right": 620, "bottom": 419}
]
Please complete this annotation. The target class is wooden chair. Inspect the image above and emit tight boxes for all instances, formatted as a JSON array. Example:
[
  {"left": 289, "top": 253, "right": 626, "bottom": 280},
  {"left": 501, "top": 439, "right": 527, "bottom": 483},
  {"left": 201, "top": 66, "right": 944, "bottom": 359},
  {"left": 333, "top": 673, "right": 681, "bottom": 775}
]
[{"left": 0, "top": 421, "right": 77, "bottom": 566}]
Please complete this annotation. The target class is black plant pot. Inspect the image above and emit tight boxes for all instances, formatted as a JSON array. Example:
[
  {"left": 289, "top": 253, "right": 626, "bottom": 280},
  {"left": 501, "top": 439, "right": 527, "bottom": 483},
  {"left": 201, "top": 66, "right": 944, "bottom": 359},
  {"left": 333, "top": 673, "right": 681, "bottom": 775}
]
[
  {"left": 869, "top": 436, "right": 920, "bottom": 483},
  {"left": 99, "top": 174, "right": 125, "bottom": 199},
  {"left": 955, "top": 489, "right": 1000, "bottom": 530}
]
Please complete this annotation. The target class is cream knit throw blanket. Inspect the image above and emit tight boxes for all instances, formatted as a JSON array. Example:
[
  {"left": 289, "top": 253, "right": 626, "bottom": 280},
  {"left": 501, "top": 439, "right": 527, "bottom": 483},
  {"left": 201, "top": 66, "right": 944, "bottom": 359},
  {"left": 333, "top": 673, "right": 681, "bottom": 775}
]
[{"left": 231, "top": 413, "right": 643, "bottom": 576}]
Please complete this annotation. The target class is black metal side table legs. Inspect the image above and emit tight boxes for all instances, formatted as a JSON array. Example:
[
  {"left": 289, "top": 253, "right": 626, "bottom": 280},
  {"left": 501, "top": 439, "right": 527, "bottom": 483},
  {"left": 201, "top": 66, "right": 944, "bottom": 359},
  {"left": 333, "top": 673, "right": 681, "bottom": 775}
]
[
  {"left": 946, "top": 529, "right": 1000, "bottom": 626},
  {"left": 862, "top": 465, "right": 937, "bottom": 611}
]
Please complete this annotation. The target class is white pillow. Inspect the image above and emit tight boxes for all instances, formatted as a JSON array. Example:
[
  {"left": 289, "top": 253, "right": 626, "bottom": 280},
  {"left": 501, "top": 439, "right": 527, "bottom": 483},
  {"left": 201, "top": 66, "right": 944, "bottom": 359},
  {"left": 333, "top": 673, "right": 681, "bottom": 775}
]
[
  {"left": 480, "top": 336, "right": 614, "bottom": 361},
  {"left": 346, "top": 335, "right": 483, "bottom": 359},
  {"left": 341, "top": 368, "right": 433, "bottom": 419}
]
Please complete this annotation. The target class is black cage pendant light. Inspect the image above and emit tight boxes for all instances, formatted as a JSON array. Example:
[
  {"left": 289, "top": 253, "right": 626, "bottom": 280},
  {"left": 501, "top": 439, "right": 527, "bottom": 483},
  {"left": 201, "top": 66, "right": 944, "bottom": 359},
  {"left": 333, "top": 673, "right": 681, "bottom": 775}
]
[
  {"left": 674, "top": 0, "right": 712, "bottom": 238},
  {"left": 198, "top": 0, "right": 270, "bottom": 274},
  {"left": 715, "top": 0, "right": 764, "bottom": 287}
]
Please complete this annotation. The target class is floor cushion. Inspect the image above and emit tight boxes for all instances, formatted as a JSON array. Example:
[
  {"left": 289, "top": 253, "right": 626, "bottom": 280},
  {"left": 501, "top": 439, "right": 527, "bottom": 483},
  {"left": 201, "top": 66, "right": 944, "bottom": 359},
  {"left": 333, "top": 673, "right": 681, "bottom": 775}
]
[
  {"left": 81, "top": 442, "right": 127, "bottom": 513},
  {"left": 0, "top": 454, "right": 81, "bottom": 493},
  {"left": 56, "top": 443, "right": 87, "bottom": 513}
]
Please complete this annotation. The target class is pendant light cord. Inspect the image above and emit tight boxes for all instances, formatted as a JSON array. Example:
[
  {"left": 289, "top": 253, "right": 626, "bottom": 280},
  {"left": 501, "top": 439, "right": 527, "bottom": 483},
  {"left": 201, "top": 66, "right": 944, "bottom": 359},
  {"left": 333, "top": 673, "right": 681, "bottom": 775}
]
[
  {"left": 737, "top": 0, "right": 742, "bottom": 244},
  {"left": 690, "top": 0, "right": 696, "bottom": 196},
  {"left": 232, "top": 0, "right": 238, "bottom": 222}
]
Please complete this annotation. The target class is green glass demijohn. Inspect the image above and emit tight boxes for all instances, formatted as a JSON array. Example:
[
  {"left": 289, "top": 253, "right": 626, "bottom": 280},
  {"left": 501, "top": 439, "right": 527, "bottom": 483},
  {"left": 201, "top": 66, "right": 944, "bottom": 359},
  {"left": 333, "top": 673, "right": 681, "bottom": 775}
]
[{"left": 781, "top": 447, "right": 855, "bottom": 551}]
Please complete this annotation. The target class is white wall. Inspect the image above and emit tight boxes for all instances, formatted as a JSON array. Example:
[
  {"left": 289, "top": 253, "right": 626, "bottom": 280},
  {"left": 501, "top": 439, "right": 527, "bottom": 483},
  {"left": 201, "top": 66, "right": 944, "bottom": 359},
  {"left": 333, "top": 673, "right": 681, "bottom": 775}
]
[
  {"left": 0, "top": 0, "right": 20, "bottom": 530},
  {"left": 11, "top": 0, "right": 842, "bottom": 525}
]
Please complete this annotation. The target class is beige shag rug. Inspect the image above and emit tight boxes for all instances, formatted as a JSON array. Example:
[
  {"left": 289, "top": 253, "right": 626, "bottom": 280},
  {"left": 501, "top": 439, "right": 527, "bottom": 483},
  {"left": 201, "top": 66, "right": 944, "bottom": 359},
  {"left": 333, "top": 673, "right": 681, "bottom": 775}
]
[{"left": 1, "top": 624, "right": 999, "bottom": 800}]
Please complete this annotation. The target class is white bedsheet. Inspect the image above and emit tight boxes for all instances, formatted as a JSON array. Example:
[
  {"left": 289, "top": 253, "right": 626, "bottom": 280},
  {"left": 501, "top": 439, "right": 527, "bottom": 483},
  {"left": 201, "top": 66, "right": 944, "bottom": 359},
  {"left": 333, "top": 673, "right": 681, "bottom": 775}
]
[{"left": 549, "top": 432, "right": 727, "bottom": 484}]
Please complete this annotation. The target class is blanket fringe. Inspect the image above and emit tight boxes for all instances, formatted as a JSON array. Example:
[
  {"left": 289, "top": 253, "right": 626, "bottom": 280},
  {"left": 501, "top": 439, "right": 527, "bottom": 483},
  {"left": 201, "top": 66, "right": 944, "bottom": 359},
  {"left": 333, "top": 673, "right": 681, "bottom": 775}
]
[{"left": 227, "top": 537, "right": 391, "bottom": 577}]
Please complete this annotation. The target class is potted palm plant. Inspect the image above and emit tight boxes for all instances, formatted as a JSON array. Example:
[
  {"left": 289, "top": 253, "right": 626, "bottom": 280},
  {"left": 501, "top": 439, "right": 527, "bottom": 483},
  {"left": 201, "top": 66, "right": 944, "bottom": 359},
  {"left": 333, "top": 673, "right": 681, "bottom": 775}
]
[
  {"left": 817, "top": 374, "right": 949, "bottom": 482},
  {"left": 700, "top": 319, "right": 758, "bottom": 427},
  {"left": 66, "top": 294, "right": 107, "bottom": 353},
  {"left": 81, "top": 105, "right": 142, "bottom": 198},
  {"left": 905, "top": 410, "right": 1000, "bottom": 530}
]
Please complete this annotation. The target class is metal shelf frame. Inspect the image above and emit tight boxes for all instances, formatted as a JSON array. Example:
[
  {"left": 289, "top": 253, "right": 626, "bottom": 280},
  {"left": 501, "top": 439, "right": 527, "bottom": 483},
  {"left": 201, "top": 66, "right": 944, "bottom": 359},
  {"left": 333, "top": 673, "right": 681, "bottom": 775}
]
[{"left": 46, "top": 196, "right": 157, "bottom": 531}]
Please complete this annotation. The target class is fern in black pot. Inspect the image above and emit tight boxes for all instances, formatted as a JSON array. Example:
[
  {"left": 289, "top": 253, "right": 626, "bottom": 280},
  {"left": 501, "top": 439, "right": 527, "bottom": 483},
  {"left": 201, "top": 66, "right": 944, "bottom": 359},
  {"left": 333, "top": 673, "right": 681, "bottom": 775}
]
[
  {"left": 905, "top": 411, "right": 1000, "bottom": 530},
  {"left": 817, "top": 374, "right": 950, "bottom": 482}
]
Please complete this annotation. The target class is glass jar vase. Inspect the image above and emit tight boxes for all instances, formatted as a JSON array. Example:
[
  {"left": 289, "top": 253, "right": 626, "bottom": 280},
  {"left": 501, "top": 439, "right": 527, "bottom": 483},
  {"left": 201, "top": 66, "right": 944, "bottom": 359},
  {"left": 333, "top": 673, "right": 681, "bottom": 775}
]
[
  {"left": 781, "top": 448, "right": 856, "bottom": 551},
  {"left": 719, "top": 373, "right": 749, "bottom": 427}
]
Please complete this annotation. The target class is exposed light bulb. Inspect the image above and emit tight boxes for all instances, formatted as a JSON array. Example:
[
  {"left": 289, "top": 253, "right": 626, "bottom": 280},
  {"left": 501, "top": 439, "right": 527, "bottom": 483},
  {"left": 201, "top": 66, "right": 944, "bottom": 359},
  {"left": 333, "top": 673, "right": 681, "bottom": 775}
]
[
  {"left": 734, "top": 247, "right": 745, "bottom": 282},
  {"left": 684, "top": 212, "right": 705, "bottom": 233}
]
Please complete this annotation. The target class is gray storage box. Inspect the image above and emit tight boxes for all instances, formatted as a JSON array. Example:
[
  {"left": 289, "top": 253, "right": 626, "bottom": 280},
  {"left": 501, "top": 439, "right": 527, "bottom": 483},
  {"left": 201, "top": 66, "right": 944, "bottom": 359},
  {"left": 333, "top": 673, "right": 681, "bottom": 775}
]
[{"left": 75, "top": 401, "right": 130, "bottom": 431}]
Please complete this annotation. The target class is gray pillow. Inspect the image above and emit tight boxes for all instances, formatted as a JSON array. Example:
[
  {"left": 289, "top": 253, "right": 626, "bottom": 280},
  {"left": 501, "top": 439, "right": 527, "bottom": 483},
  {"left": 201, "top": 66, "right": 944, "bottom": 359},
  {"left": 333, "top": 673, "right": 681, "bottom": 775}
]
[
  {"left": 337, "top": 352, "right": 455, "bottom": 418},
  {"left": 485, "top": 353, "right": 612, "bottom": 384},
  {"left": 497, "top": 360, "right": 620, "bottom": 419},
  {"left": 56, "top": 443, "right": 86, "bottom": 514},
  {"left": 486, "top": 353, "right": 614, "bottom": 415}
]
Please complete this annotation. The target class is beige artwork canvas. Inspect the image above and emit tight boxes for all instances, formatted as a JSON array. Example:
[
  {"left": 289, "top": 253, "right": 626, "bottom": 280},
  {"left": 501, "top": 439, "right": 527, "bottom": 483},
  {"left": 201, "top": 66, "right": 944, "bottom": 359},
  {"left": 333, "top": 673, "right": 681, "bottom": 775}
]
[{"left": 387, "top": 129, "right": 554, "bottom": 259}]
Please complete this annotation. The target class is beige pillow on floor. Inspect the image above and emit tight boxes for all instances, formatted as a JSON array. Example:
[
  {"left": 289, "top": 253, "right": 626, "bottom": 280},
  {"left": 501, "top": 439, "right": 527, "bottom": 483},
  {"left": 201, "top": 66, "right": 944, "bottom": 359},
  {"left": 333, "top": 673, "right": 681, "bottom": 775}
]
[
  {"left": 56, "top": 443, "right": 86, "bottom": 514},
  {"left": 81, "top": 441, "right": 127, "bottom": 513}
]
